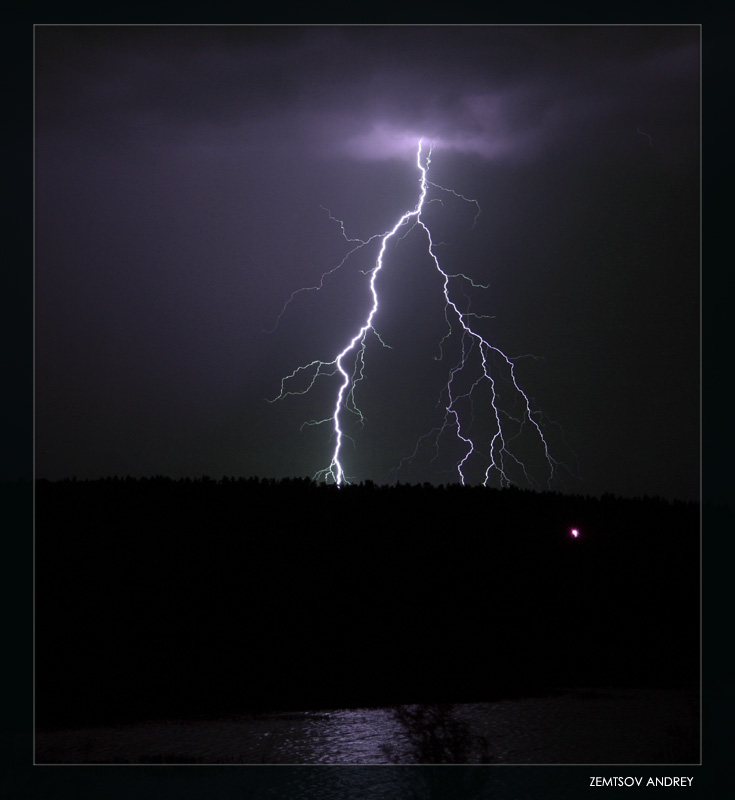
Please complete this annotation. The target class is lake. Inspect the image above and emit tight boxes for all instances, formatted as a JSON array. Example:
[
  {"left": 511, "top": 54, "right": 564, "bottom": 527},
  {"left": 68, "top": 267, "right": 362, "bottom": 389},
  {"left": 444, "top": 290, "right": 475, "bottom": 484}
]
[{"left": 36, "top": 687, "right": 698, "bottom": 764}]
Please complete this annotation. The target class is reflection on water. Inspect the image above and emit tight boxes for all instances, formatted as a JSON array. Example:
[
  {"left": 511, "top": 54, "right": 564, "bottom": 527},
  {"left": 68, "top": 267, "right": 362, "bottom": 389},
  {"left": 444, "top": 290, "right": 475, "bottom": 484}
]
[
  {"left": 36, "top": 687, "right": 699, "bottom": 765},
  {"left": 241, "top": 708, "right": 404, "bottom": 764}
]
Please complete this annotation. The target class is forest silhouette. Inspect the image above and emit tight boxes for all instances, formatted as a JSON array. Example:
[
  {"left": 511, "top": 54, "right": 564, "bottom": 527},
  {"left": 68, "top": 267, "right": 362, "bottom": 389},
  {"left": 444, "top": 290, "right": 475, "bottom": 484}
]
[{"left": 35, "top": 476, "right": 699, "bottom": 730}]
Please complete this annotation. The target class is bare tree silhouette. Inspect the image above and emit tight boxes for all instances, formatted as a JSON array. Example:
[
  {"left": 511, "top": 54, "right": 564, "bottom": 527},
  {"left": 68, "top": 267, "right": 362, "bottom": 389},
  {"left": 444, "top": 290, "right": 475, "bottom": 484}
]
[{"left": 382, "top": 703, "right": 492, "bottom": 764}]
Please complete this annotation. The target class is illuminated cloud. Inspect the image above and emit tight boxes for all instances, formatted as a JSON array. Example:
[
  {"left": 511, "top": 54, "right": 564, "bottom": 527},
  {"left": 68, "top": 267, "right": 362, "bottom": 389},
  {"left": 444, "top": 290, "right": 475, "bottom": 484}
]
[{"left": 36, "top": 26, "right": 698, "bottom": 166}]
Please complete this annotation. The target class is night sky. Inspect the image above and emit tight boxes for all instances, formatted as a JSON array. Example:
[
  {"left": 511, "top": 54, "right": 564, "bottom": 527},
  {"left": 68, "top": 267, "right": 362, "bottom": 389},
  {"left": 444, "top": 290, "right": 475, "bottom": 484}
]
[{"left": 34, "top": 25, "right": 700, "bottom": 500}]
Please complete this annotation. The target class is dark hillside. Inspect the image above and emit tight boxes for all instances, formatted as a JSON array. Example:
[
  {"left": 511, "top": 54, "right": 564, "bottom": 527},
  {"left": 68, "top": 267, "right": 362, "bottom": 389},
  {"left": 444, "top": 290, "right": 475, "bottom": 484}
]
[{"left": 35, "top": 478, "right": 699, "bottom": 730}]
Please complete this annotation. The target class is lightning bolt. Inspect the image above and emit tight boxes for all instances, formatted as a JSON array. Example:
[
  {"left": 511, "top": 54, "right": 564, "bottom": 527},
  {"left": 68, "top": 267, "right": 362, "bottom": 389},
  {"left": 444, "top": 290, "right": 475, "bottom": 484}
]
[
  {"left": 637, "top": 127, "right": 654, "bottom": 148},
  {"left": 269, "top": 139, "right": 559, "bottom": 488}
]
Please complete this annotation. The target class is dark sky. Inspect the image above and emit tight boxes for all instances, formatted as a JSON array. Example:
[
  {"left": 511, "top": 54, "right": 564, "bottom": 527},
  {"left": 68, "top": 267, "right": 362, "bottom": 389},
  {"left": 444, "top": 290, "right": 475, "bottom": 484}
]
[{"left": 34, "top": 25, "right": 700, "bottom": 500}]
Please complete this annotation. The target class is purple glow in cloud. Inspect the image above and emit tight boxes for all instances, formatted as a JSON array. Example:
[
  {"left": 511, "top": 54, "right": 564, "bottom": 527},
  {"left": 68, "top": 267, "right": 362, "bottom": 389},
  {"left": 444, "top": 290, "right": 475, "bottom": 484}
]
[
  {"left": 339, "top": 119, "right": 528, "bottom": 163},
  {"left": 333, "top": 88, "right": 546, "bottom": 163}
]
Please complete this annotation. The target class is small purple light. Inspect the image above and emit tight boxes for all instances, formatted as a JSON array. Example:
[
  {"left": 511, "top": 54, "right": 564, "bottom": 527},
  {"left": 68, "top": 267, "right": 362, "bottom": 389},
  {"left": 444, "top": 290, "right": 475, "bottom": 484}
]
[{"left": 571, "top": 528, "right": 580, "bottom": 538}]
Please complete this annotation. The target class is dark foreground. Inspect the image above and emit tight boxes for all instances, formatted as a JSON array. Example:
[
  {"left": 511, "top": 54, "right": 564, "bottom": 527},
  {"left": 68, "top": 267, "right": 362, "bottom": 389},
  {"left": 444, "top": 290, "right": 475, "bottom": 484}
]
[{"left": 35, "top": 477, "right": 699, "bottom": 732}]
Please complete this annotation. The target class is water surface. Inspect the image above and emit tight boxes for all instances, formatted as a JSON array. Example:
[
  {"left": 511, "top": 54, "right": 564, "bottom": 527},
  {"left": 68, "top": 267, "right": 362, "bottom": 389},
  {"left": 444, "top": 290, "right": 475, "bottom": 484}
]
[{"left": 36, "top": 687, "right": 698, "bottom": 764}]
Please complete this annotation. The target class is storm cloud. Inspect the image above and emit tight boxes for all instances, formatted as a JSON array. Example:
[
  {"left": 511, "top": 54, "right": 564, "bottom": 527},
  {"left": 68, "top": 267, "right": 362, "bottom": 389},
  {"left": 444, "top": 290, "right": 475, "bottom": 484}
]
[{"left": 36, "top": 26, "right": 698, "bottom": 162}]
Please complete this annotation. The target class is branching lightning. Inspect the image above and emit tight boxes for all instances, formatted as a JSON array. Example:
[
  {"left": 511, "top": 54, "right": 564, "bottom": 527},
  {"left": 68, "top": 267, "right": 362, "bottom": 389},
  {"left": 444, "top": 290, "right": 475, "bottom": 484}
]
[{"left": 269, "top": 139, "right": 560, "bottom": 488}]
